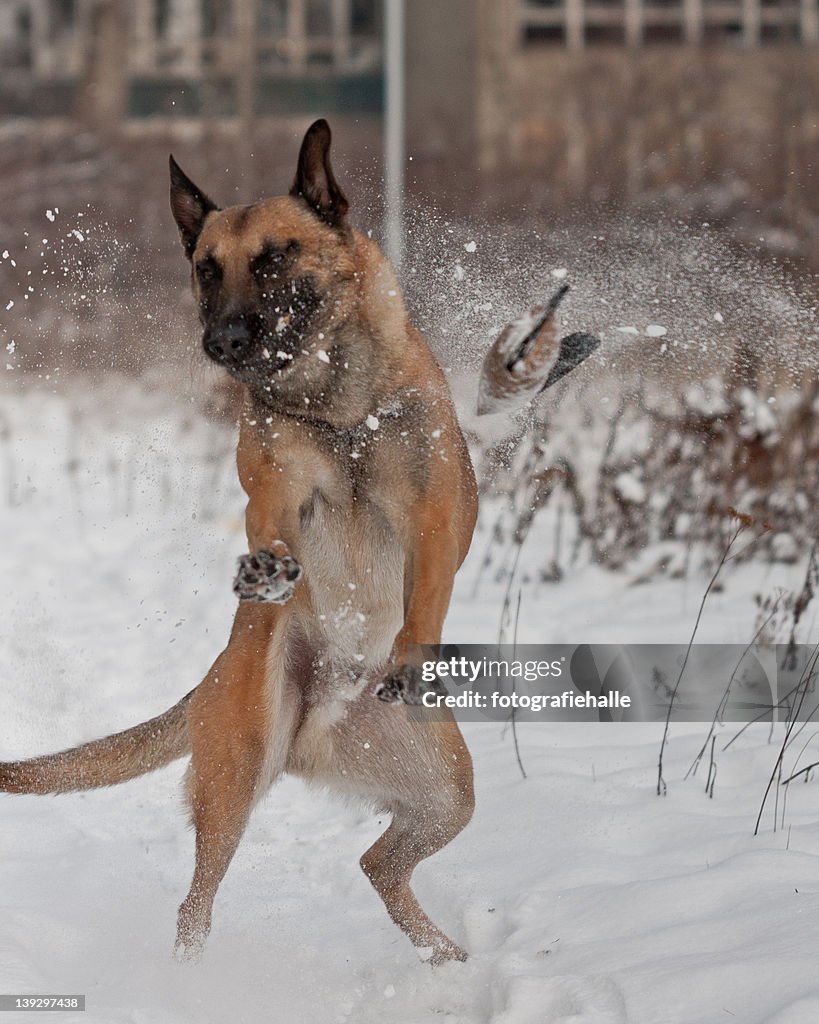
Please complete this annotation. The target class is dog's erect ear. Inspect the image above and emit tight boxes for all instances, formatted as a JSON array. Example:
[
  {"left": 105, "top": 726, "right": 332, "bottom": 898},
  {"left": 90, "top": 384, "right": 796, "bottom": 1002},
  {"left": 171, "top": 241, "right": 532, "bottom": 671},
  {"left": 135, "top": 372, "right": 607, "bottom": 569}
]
[
  {"left": 169, "top": 155, "right": 219, "bottom": 259},
  {"left": 290, "top": 119, "right": 349, "bottom": 227}
]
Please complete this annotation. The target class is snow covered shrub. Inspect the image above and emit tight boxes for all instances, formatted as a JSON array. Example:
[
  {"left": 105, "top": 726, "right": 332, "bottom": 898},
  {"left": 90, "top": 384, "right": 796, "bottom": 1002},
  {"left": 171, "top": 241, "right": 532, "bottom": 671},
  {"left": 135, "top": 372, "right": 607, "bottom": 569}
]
[{"left": 483, "top": 374, "right": 817, "bottom": 578}]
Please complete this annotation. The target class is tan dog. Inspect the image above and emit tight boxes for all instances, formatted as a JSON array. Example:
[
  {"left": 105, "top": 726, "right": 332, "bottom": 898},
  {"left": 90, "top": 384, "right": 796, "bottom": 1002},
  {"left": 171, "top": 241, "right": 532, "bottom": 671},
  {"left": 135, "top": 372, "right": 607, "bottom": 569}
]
[
  {"left": 0, "top": 120, "right": 598, "bottom": 965},
  {"left": 1, "top": 120, "right": 478, "bottom": 965}
]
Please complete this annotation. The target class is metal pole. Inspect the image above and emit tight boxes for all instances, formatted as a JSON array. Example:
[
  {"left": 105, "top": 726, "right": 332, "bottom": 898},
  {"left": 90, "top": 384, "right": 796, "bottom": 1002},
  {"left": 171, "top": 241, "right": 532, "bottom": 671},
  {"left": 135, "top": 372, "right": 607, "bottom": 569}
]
[
  {"left": 236, "top": 0, "right": 257, "bottom": 190},
  {"left": 384, "top": 0, "right": 405, "bottom": 274}
]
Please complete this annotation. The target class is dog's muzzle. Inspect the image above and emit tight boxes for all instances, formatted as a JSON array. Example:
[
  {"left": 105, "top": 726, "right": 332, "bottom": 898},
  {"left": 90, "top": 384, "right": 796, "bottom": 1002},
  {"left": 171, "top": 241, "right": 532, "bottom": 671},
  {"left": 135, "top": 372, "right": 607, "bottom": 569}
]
[{"left": 203, "top": 320, "right": 252, "bottom": 369}]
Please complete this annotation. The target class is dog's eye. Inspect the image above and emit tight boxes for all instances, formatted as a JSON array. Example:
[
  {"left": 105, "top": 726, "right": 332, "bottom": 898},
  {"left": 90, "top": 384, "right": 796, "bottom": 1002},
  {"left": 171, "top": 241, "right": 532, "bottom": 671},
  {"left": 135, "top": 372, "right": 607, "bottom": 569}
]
[
  {"left": 258, "top": 252, "right": 285, "bottom": 275},
  {"left": 196, "top": 260, "right": 219, "bottom": 285},
  {"left": 254, "top": 244, "right": 296, "bottom": 282}
]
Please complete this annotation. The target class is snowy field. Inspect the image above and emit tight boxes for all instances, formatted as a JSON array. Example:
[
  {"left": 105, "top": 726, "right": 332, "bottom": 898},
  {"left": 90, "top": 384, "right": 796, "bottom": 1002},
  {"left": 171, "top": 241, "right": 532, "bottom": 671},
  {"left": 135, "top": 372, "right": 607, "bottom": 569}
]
[{"left": 1, "top": 381, "right": 818, "bottom": 1024}]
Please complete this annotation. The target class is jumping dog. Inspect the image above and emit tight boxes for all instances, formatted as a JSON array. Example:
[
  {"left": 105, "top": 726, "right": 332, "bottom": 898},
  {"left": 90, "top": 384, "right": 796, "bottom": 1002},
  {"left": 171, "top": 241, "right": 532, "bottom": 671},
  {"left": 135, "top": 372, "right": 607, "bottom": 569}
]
[{"left": 0, "top": 119, "right": 597, "bottom": 964}]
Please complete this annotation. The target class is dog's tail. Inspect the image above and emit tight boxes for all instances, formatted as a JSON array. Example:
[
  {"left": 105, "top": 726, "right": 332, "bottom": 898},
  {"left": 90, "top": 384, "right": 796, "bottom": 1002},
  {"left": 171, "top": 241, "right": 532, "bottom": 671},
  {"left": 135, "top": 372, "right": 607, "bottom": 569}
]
[{"left": 0, "top": 690, "right": 194, "bottom": 795}]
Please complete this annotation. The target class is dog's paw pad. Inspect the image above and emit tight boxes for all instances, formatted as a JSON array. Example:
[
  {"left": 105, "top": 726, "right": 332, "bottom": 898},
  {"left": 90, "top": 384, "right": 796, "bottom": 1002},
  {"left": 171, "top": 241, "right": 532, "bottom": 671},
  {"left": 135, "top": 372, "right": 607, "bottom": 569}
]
[
  {"left": 375, "top": 665, "right": 445, "bottom": 705},
  {"left": 233, "top": 548, "right": 302, "bottom": 604},
  {"left": 375, "top": 674, "right": 408, "bottom": 704}
]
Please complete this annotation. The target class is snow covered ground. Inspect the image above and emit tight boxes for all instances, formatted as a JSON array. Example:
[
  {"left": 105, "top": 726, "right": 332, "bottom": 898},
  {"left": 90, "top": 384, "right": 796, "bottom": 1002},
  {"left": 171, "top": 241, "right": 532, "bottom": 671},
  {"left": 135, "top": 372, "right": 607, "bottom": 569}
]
[{"left": 1, "top": 381, "right": 818, "bottom": 1024}]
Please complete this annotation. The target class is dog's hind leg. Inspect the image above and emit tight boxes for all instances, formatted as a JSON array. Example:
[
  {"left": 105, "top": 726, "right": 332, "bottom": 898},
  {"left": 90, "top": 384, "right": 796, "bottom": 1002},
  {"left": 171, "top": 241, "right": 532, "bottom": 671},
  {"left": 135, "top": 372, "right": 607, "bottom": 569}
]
[
  {"left": 295, "top": 691, "right": 474, "bottom": 963},
  {"left": 175, "top": 603, "right": 300, "bottom": 959},
  {"left": 359, "top": 791, "right": 474, "bottom": 964},
  {"left": 358, "top": 716, "right": 474, "bottom": 963}
]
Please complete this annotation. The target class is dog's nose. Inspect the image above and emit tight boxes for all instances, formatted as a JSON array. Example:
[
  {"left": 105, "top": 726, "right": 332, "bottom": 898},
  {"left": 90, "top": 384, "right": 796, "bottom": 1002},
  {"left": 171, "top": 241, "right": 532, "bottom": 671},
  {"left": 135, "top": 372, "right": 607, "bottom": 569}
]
[{"left": 204, "top": 322, "right": 251, "bottom": 364}]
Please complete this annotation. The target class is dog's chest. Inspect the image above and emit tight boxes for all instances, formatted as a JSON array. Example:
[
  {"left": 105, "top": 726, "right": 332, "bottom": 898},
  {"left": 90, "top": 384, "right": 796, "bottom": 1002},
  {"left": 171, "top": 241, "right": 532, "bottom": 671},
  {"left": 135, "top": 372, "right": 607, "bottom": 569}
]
[
  {"left": 296, "top": 488, "right": 404, "bottom": 667},
  {"left": 257, "top": 400, "right": 432, "bottom": 668}
]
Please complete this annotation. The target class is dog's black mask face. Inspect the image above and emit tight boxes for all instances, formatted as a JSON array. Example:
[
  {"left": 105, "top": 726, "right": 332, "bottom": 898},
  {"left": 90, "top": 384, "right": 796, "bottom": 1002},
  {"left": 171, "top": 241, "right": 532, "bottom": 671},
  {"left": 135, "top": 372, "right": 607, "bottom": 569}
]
[
  {"left": 194, "top": 244, "right": 323, "bottom": 384},
  {"left": 169, "top": 120, "right": 353, "bottom": 397}
]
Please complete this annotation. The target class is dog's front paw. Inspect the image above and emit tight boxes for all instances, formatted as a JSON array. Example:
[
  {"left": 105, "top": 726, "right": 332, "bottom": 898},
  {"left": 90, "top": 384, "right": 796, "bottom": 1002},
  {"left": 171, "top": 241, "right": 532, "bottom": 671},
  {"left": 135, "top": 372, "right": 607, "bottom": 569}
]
[
  {"left": 233, "top": 548, "right": 303, "bottom": 604},
  {"left": 375, "top": 665, "right": 448, "bottom": 705}
]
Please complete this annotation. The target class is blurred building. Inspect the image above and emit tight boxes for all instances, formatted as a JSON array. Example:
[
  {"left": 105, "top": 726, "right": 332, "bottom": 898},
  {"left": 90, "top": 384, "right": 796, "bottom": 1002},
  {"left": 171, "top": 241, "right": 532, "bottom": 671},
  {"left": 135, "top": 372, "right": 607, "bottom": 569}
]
[
  {"left": 0, "top": 0, "right": 817, "bottom": 249},
  {"left": 0, "top": 0, "right": 383, "bottom": 119},
  {"left": 3, "top": 1, "right": 816, "bottom": 119},
  {"left": 406, "top": 0, "right": 818, "bottom": 248}
]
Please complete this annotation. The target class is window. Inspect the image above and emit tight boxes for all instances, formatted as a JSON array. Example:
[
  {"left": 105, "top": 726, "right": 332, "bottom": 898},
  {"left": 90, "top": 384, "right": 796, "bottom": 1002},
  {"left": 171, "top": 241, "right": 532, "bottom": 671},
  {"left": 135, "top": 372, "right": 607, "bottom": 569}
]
[
  {"left": 49, "top": 0, "right": 76, "bottom": 37},
  {"left": 520, "top": 0, "right": 819, "bottom": 46},
  {"left": 203, "top": 0, "right": 234, "bottom": 37}
]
